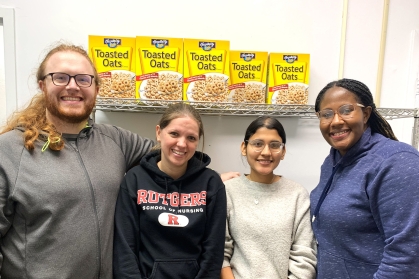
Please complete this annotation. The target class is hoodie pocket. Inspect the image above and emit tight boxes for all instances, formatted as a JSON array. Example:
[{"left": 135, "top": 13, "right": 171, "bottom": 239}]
[
  {"left": 318, "top": 250, "right": 379, "bottom": 279},
  {"left": 343, "top": 258, "right": 379, "bottom": 278},
  {"left": 148, "top": 259, "right": 199, "bottom": 279}
]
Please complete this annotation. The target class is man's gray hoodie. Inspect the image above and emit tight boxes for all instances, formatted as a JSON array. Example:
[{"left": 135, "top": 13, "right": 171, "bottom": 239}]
[{"left": 0, "top": 120, "right": 154, "bottom": 278}]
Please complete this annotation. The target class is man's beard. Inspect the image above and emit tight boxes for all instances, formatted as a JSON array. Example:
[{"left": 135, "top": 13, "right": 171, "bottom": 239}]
[{"left": 44, "top": 92, "right": 96, "bottom": 124}]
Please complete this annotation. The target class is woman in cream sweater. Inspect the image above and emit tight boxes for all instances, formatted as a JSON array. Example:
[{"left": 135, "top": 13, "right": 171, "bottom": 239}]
[{"left": 221, "top": 116, "right": 317, "bottom": 279}]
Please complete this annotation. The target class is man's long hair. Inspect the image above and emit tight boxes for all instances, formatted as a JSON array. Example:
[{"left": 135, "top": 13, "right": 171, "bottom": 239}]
[{"left": 0, "top": 93, "right": 64, "bottom": 150}]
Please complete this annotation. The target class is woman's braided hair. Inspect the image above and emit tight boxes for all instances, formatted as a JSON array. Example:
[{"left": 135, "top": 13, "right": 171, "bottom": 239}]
[{"left": 314, "top": 78, "right": 397, "bottom": 141}]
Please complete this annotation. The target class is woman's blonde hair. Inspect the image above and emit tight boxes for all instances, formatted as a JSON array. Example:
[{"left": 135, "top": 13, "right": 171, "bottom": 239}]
[{"left": 0, "top": 43, "right": 99, "bottom": 151}]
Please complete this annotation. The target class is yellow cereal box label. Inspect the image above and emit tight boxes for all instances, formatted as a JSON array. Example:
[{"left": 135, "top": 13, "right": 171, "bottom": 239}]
[
  {"left": 183, "top": 39, "right": 230, "bottom": 102},
  {"left": 136, "top": 37, "right": 183, "bottom": 101},
  {"left": 229, "top": 51, "right": 268, "bottom": 103},
  {"left": 92, "top": 47, "right": 133, "bottom": 72},
  {"left": 88, "top": 35, "right": 136, "bottom": 98},
  {"left": 186, "top": 49, "right": 226, "bottom": 75},
  {"left": 267, "top": 53, "right": 310, "bottom": 104}
]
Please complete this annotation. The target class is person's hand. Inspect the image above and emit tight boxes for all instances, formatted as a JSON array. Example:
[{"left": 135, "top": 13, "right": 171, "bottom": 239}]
[
  {"left": 220, "top": 172, "right": 240, "bottom": 182},
  {"left": 221, "top": 266, "right": 235, "bottom": 279}
]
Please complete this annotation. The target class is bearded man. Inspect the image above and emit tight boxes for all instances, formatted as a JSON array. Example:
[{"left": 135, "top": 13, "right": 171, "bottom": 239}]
[{"left": 0, "top": 44, "right": 154, "bottom": 278}]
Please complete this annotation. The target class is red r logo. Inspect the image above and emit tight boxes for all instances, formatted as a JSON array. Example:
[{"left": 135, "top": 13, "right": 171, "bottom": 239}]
[{"left": 167, "top": 214, "right": 179, "bottom": 225}]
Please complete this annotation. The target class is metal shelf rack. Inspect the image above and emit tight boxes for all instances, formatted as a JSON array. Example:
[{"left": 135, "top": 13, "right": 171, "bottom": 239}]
[{"left": 93, "top": 97, "right": 419, "bottom": 148}]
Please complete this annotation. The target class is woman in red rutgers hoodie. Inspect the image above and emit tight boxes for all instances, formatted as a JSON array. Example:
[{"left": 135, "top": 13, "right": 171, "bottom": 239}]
[{"left": 113, "top": 103, "right": 227, "bottom": 279}]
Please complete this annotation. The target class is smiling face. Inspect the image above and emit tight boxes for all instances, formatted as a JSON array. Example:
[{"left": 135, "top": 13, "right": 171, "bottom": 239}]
[
  {"left": 241, "top": 127, "right": 286, "bottom": 182},
  {"left": 156, "top": 116, "right": 200, "bottom": 178},
  {"left": 38, "top": 51, "right": 99, "bottom": 125},
  {"left": 318, "top": 86, "right": 371, "bottom": 155}
]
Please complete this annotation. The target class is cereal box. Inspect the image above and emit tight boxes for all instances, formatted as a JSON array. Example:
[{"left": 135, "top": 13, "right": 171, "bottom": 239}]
[
  {"left": 183, "top": 38, "right": 230, "bottom": 102},
  {"left": 267, "top": 53, "right": 310, "bottom": 104},
  {"left": 88, "top": 35, "right": 136, "bottom": 98},
  {"left": 136, "top": 36, "right": 183, "bottom": 101},
  {"left": 229, "top": 50, "right": 268, "bottom": 103}
]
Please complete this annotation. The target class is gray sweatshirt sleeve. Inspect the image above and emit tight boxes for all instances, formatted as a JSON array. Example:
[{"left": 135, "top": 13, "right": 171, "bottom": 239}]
[
  {"left": 223, "top": 220, "right": 233, "bottom": 268},
  {"left": 0, "top": 132, "right": 21, "bottom": 274},
  {"left": 108, "top": 125, "right": 155, "bottom": 169}
]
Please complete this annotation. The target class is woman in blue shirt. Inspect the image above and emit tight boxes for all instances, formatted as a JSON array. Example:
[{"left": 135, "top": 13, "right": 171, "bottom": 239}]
[{"left": 311, "top": 78, "right": 419, "bottom": 279}]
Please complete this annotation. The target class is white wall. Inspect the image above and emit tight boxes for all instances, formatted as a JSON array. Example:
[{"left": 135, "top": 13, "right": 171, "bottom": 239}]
[
  {"left": 0, "top": 25, "right": 5, "bottom": 126},
  {"left": 1, "top": 0, "right": 418, "bottom": 192}
]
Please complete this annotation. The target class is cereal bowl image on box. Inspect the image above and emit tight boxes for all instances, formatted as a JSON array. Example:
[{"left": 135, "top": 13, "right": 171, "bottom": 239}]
[
  {"left": 271, "top": 82, "right": 309, "bottom": 105},
  {"left": 99, "top": 70, "right": 136, "bottom": 98},
  {"left": 139, "top": 71, "right": 183, "bottom": 101},
  {"left": 187, "top": 73, "right": 229, "bottom": 102},
  {"left": 229, "top": 81, "right": 266, "bottom": 103},
  {"left": 138, "top": 71, "right": 183, "bottom": 100}
]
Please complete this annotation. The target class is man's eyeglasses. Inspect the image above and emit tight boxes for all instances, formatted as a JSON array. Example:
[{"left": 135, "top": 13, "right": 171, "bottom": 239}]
[
  {"left": 316, "top": 103, "right": 365, "bottom": 124},
  {"left": 246, "top": 140, "right": 285, "bottom": 153},
  {"left": 42, "top": 72, "right": 95, "bottom": 88}
]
